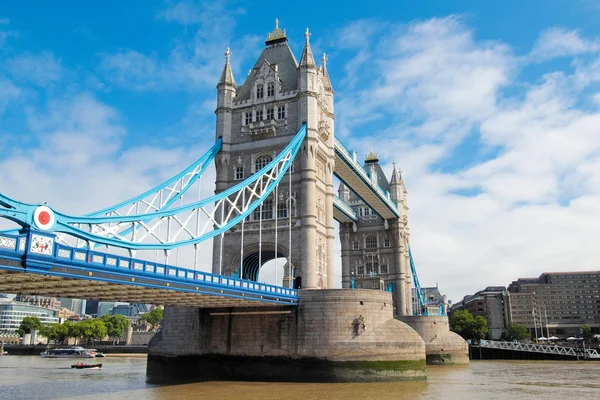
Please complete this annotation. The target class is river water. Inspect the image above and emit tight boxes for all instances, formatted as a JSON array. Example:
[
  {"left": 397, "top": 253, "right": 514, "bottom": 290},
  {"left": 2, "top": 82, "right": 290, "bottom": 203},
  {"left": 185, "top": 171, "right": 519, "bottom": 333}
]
[{"left": 0, "top": 356, "right": 598, "bottom": 400}]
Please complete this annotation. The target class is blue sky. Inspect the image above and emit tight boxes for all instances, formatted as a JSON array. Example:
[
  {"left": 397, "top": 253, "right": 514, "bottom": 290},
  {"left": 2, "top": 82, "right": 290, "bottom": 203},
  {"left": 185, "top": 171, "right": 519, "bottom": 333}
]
[{"left": 2, "top": 0, "right": 600, "bottom": 302}]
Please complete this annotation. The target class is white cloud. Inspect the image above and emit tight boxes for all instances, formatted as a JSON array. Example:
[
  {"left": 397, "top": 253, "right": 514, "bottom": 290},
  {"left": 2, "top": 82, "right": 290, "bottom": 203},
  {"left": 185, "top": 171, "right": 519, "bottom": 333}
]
[
  {"left": 0, "top": 78, "right": 20, "bottom": 113},
  {"left": 333, "top": 17, "right": 600, "bottom": 302},
  {"left": 530, "top": 27, "right": 599, "bottom": 61},
  {"left": 6, "top": 51, "right": 63, "bottom": 86}
]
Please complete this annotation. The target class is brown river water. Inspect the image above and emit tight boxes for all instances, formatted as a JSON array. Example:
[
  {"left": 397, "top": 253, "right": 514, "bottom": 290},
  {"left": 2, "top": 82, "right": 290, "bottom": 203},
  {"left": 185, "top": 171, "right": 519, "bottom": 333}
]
[{"left": 0, "top": 356, "right": 598, "bottom": 400}]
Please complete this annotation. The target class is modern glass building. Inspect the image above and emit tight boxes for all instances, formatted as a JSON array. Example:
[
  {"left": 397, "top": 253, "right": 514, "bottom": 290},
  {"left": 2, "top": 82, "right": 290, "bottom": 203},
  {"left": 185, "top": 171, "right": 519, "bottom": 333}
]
[{"left": 0, "top": 300, "right": 59, "bottom": 332}]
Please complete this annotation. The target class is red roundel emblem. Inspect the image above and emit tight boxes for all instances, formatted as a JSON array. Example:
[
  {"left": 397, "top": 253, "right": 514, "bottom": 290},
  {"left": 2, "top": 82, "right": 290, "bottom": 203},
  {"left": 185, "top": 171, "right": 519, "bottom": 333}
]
[
  {"left": 38, "top": 211, "right": 51, "bottom": 225},
  {"left": 33, "top": 206, "right": 55, "bottom": 230}
]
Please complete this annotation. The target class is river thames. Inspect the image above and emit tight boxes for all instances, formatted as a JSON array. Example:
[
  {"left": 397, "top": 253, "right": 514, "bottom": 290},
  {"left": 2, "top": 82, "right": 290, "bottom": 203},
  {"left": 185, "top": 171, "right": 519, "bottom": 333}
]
[{"left": 0, "top": 356, "right": 598, "bottom": 399}]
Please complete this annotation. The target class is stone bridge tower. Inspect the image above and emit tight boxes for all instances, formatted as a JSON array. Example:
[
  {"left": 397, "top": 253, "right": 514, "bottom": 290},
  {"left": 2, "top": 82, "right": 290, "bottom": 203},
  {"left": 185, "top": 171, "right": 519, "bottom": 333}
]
[
  {"left": 338, "top": 154, "right": 413, "bottom": 316},
  {"left": 212, "top": 21, "right": 336, "bottom": 289}
]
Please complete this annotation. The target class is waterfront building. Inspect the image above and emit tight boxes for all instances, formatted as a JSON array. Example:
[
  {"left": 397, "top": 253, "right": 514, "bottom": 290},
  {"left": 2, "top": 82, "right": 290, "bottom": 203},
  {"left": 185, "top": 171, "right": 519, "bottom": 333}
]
[
  {"left": 85, "top": 299, "right": 100, "bottom": 316},
  {"left": 98, "top": 302, "right": 117, "bottom": 317},
  {"left": 14, "top": 294, "right": 61, "bottom": 309},
  {"left": 59, "top": 298, "right": 85, "bottom": 315},
  {"left": 0, "top": 298, "right": 59, "bottom": 333},
  {"left": 450, "top": 286, "right": 511, "bottom": 340},
  {"left": 112, "top": 304, "right": 138, "bottom": 317},
  {"left": 507, "top": 271, "right": 600, "bottom": 337}
]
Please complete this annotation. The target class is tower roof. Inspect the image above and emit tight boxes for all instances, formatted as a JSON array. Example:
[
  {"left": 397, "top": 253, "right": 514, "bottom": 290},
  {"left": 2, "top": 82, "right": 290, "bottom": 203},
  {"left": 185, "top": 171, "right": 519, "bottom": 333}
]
[
  {"left": 236, "top": 21, "right": 299, "bottom": 100},
  {"left": 299, "top": 28, "right": 316, "bottom": 68},
  {"left": 390, "top": 160, "right": 400, "bottom": 185},
  {"left": 218, "top": 47, "right": 236, "bottom": 87}
]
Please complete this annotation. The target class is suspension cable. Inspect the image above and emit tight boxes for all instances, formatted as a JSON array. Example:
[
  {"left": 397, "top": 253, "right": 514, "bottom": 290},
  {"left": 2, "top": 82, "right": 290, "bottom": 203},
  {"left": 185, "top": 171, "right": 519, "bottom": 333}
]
[
  {"left": 240, "top": 189, "right": 245, "bottom": 278},
  {"left": 219, "top": 201, "right": 225, "bottom": 275},
  {"left": 274, "top": 183, "right": 279, "bottom": 286},
  {"left": 288, "top": 162, "right": 292, "bottom": 288},
  {"left": 258, "top": 178, "right": 263, "bottom": 282}
]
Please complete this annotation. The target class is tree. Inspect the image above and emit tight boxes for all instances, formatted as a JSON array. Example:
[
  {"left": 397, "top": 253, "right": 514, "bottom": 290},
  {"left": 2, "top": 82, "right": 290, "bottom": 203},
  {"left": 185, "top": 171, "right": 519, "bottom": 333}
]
[
  {"left": 141, "top": 307, "right": 163, "bottom": 328},
  {"left": 18, "top": 316, "right": 43, "bottom": 336},
  {"left": 100, "top": 314, "right": 130, "bottom": 343},
  {"left": 450, "top": 310, "right": 489, "bottom": 341},
  {"left": 581, "top": 325, "right": 593, "bottom": 340},
  {"left": 73, "top": 319, "right": 107, "bottom": 343},
  {"left": 502, "top": 323, "right": 530, "bottom": 342}
]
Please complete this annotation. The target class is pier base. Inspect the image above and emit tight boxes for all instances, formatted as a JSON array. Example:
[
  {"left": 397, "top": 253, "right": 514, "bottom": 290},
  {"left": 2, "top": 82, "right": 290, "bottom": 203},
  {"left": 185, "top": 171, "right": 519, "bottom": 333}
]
[
  {"left": 148, "top": 289, "right": 427, "bottom": 382},
  {"left": 397, "top": 316, "right": 469, "bottom": 365}
]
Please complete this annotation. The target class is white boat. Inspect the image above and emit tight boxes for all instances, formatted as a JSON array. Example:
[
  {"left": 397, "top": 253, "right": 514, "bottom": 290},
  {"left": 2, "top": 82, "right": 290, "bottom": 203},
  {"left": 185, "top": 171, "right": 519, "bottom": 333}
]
[{"left": 40, "top": 346, "right": 96, "bottom": 358}]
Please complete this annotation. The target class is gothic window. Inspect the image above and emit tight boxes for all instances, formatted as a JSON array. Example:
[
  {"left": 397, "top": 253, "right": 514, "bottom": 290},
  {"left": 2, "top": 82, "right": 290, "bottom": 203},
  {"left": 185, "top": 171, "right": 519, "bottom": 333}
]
[
  {"left": 384, "top": 237, "right": 390, "bottom": 247},
  {"left": 356, "top": 261, "right": 365, "bottom": 276},
  {"left": 316, "top": 239, "right": 325, "bottom": 273},
  {"left": 317, "top": 197, "right": 325, "bottom": 223},
  {"left": 262, "top": 198, "right": 273, "bottom": 220},
  {"left": 366, "top": 260, "right": 379, "bottom": 275},
  {"left": 244, "top": 112, "right": 251, "bottom": 125},
  {"left": 255, "top": 155, "right": 272, "bottom": 172},
  {"left": 352, "top": 239, "right": 360, "bottom": 250},
  {"left": 380, "top": 262, "right": 388, "bottom": 274},
  {"left": 253, "top": 207, "right": 261, "bottom": 221},
  {"left": 358, "top": 208, "right": 363, "bottom": 217},
  {"left": 277, "top": 105, "right": 286, "bottom": 119},
  {"left": 267, "top": 82, "right": 275, "bottom": 97},
  {"left": 256, "top": 85, "right": 264, "bottom": 99},
  {"left": 277, "top": 202, "right": 288, "bottom": 218},
  {"left": 235, "top": 165, "right": 244, "bottom": 180},
  {"left": 267, "top": 108, "right": 274, "bottom": 120},
  {"left": 256, "top": 109, "right": 264, "bottom": 121},
  {"left": 365, "top": 235, "right": 378, "bottom": 249}
]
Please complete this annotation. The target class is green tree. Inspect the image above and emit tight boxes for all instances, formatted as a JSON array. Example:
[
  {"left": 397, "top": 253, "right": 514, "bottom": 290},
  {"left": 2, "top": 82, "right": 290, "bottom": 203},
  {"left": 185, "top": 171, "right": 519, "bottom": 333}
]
[
  {"left": 581, "top": 325, "right": 593, "bottom": 340},
  {"left": 140, "top": 307, "right": 163, "bottom": 327},
  {"left": 502, "top": 323, "right": 530, "bottom": 342},
  {"left": 18, "top": 316, "right": 43, "bottom": 336},
  {"left": 450, "top": 310, "right": 489, "bottom": 341},
  {"left": 100, "top": 314, "right": 130, "bottom": 343},
  {"left": 73, "top": 319, "right": 107, "bottom": 343}
]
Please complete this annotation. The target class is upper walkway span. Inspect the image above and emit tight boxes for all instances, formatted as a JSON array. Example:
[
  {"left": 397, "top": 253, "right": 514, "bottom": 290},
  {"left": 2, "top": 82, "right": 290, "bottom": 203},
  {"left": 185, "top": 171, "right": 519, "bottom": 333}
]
[{"left": 333, "top": 138, "right": 401, "bottom": 220}]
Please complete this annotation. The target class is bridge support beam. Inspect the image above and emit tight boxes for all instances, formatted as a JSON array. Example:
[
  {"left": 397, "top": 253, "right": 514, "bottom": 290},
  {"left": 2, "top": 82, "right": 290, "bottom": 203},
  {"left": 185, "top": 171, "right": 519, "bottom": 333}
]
[
  {"left": 147, "top": 289, "right": 427, "bottom": 383},
  {"left": 397, "top": 315, "right": 469, "bottom": 365}
]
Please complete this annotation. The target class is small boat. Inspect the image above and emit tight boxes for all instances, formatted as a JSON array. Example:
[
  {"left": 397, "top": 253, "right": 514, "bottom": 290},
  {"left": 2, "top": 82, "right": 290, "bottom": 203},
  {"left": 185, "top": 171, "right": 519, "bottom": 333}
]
[
  {"left": 71, "top": 363, "right": 103, "bottom": 369},
  {"left": 2, "top": 351, "right": 7, "bottom": 355},
  {"left": 93, "top": 352, "right": 106, "bottom": 358}
]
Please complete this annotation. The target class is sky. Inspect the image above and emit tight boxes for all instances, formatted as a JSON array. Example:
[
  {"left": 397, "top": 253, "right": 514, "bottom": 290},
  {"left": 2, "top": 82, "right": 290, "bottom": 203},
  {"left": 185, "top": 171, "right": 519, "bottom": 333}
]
[{"left": 1, "top": 0, "right": 600, "bottom": 303}]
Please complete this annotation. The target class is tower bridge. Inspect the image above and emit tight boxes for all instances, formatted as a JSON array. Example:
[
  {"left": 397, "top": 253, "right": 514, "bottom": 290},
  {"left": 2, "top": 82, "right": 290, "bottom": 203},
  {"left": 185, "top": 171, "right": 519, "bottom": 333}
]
[{"left": 0, "top": 20, "right": 467, "bottom": 382}]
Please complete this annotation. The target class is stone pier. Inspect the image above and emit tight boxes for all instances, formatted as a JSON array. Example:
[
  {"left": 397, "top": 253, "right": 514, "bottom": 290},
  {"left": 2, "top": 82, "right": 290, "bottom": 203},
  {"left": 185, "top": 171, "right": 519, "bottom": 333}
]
[
  {"left": 148, "top": 289, "right": 427, "bottom": 382},
  {"left": 398, "top": 315, "right": 469, "bottom": 365}
]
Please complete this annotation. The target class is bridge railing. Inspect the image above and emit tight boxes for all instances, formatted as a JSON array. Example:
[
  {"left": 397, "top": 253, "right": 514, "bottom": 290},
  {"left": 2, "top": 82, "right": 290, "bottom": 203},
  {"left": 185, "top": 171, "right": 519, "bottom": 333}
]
[
  {"left": 479, "top": 340, "right": 600, "bottom": 359},
  {"left": 0, "top": 232, "right": 298, "bottom": 300},
  {"left": 333, "top": 138, "right": 400, "bottom": 216}
]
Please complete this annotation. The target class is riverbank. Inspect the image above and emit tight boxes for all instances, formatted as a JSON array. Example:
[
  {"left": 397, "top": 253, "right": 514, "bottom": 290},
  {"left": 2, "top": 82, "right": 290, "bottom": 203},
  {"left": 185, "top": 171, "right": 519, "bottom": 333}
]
[{"left": 2, "top": 344, "right": 149, "bottom": 356}]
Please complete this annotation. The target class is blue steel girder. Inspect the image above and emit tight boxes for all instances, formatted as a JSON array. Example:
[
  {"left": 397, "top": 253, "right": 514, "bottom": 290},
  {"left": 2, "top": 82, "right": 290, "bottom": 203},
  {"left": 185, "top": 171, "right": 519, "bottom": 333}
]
[
  {"left": 409, "top": 246, "right": 427, "bottom": 316},
  {"left": 0, "top": 125, "right": 307, "bottom": 251},
  {"left": 0, "top": 231, "right": 298, "bottom": 307},
  {"left": 333, "top": 138, "right": 401, "bottom": 220}
]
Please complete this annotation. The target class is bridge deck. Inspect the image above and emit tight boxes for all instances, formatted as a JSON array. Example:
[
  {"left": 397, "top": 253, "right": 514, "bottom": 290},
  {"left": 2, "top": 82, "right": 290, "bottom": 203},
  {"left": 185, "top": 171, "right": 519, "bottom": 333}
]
[{"left": 0, "top": 232, "right": 298, "bottom": 308}]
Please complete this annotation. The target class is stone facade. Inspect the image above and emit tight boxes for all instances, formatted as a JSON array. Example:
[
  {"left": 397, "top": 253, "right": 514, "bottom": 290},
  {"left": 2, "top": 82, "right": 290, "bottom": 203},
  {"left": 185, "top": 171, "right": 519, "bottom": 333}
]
[
  {"left": 212, "top": 24, "right": 335, "bottom": 290},
  {"left": 148, "top": 289, "right": 426, "bottom": 382},
  {"left": 339, "top": 158, "right": 413, "bottom": 316}
]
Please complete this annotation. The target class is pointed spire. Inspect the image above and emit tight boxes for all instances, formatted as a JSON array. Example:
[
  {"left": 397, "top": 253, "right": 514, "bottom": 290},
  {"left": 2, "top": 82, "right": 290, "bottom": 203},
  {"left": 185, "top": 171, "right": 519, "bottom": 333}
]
[
  {"left": 321, "top": 53, "right": 333, "bottom": 92},
  {"left": 218, "top": 47, "right": 236, "bottom": 87},
  {"left": 299, "top": 28, "right": 316, "bottom": 68},
  {"left": 390, "top": 160, "right": 399, "bottom": 185}
]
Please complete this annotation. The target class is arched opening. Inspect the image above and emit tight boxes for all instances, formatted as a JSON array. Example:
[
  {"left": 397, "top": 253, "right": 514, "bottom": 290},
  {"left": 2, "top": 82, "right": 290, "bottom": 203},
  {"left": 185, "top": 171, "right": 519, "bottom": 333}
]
[{"left": 241, "top": 250, "right": 286, "bottom": 284}]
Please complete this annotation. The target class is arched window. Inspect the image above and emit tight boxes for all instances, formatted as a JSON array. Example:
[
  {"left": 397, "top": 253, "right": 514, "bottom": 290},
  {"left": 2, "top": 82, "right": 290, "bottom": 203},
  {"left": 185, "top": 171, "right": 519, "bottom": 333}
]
[
  {"left": 256, "top": 84, "right": 264, "bottom": 99},
  {"left": 365, "top": 235, "right": 378, "bottom": 249},
  {"left": 384, "top": 237, "right": 390, "bottom": 247},
  {"left": 356, "top": 261, "right": 365, "bottom": 276},
  {"left": 267, "top": 82, "right": 274, "bottom": 97},
  {"left": 255, "top": 154, "right": 272, "bottom": 172},
  {"left": 352, "top": 240, "right": 360, "bottom": 250}
]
